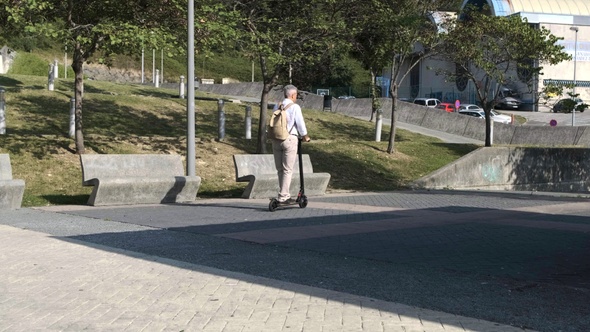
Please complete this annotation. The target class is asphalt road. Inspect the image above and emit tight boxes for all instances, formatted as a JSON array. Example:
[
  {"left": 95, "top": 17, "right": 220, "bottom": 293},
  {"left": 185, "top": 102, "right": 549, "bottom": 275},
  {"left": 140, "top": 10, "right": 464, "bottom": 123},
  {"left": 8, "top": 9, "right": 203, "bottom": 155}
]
[{"left": 499, "top": 106, "right": 590, "bottom": 127}]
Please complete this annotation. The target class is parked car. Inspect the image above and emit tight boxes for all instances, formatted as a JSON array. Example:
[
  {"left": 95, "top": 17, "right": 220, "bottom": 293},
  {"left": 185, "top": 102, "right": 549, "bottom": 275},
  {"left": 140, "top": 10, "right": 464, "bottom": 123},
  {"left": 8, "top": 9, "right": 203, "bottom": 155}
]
[
  {"left": 490, "top": 110, "right": 512, "bottom": 124},
  {"left": 435, "top": 103, "right": 455, "bottom": 112},
  {"left": 413, "top": 98, "right": 441, "bottom": 108},
  {"left": 458, "top": 108, "right": 512, "bottom": 124},
  {"left": 495, "top": 88, "right": 522, "bottom": 110},
  {"left": 338, "top": 95, "right": 356, "bottom": 99},
  {"left": 552, "top": 98, "right": 586, "bottom": 113},
  {"left": 458, "top": 110, "right": 484, "bottom": 119},
  {"left": 458, "top": 104, "right": 483, "bottom": 112}
]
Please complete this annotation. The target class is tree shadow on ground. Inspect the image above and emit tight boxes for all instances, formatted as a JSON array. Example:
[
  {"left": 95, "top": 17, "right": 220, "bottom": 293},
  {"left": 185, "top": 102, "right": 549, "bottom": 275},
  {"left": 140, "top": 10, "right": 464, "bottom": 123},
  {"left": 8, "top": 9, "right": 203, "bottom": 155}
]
[
  {"left": 0, "top": 76, "right": 23, "bottom": 88},
  {"left": 303, "top": 143, "right": 408, "bottom": 191},
  {"left": 431, "top": 142, "right": 480, "bottom": 156},
  {"left": 131, "top": 87, "right": 180, "bottom": 99},
  {"left": 83, "top": 99, "right": 186, "bottom": 137},
  {"left": 0, "top": 136, "right": 73, "bottom": 159},
  {"left": 42, "top": 194, "right": 89, "bottom": 205}
]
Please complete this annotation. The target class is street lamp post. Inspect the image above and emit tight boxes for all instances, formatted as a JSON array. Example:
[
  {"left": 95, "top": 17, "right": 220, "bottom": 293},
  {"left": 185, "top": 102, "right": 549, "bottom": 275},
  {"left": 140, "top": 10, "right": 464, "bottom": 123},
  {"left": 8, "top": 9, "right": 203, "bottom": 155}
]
[
  {"left": 187, "top": 0, "right": 196, "bottom": 176},
  {"left": 570, "top": 26, "right": 579, "bottom": 126}
]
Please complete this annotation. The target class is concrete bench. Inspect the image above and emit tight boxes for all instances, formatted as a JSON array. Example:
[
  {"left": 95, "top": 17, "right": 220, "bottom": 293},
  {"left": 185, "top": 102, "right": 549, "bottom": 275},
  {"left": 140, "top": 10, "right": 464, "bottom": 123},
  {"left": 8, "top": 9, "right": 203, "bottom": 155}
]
[
  {"left": 0, "top": 154, "right": 25, "bottom": 209},
  {"left": 80, "top": 154, "right": 201, "bottom": 206},
  {"left": 233, "top": 154, "right": 330, "bottom": 199}
]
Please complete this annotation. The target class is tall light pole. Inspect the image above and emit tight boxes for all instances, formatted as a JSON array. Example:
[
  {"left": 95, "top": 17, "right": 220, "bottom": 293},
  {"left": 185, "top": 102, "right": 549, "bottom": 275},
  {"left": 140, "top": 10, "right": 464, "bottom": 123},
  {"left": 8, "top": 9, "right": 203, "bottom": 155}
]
[
  {"left": 187, "top": 0, "right": 196, "bottom": 176},
  {"left": 141, "top": 48, "right": 145, "bottom": 84},
  {"left": 152, "top": 48, "right": 156, "bottom": 83},
  {"left": 570, "top": 26, "right": 578, "bottom": 126}
]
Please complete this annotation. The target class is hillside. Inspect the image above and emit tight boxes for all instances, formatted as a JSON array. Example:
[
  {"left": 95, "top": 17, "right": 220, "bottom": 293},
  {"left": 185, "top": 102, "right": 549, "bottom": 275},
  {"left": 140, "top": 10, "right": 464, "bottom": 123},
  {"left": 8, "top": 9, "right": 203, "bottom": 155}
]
[
  {"left": 4, "top": 46, "right": 373, "bottom": 98},
  {"left": 0, "top": 73, "right": 477, "bottom": 206}
]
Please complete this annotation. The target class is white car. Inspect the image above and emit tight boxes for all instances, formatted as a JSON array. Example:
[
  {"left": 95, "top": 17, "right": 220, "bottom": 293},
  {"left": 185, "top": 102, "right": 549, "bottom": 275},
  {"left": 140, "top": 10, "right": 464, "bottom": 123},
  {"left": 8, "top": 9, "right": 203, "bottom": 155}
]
[
  {"left": 458, "top": 104, "right": 512, "bottom": 124},
  {"left": 457, "top": 104, "right": 483, "bottom": 112},
  {"left": 413, "top": 98, "right": 441, "bottom": 108}
]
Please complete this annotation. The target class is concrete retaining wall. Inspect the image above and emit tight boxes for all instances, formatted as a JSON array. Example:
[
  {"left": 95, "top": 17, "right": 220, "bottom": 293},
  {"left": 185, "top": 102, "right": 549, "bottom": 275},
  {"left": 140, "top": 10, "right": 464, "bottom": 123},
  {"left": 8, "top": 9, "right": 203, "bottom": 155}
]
[
  {"left": 194, "top": 82, "right": 590, "bottom": 147},
  {"left": 412, "top": 147, "right": 590, "bottom": 192}
]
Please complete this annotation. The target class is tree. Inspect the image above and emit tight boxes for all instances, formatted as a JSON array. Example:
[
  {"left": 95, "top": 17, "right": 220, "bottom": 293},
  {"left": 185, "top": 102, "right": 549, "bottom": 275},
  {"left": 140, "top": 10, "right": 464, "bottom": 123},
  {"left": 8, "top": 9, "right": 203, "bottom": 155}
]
[
  {"left": 350, "top": 0, "right": 454, "bottom": 153},
  {"left": 347, "top": 1, "right": 391, "bottom": 122},
  {"left": 437, "top": 7, "right": 571, "bottom": 146},
  {"left": 384, "top": 0, "right": 458, "bottom": 154},
  {"left": 3, "top": 0, "right": 233, "bottom": 154},
  {"left": 290, "top": 50, "right": 355, "bottom": 93},
  {"left": 539, "top": 83, "right": 589, "bottom": 114},
  {"left": 234, "top": 0, "right": 348, "bottom": 154}
]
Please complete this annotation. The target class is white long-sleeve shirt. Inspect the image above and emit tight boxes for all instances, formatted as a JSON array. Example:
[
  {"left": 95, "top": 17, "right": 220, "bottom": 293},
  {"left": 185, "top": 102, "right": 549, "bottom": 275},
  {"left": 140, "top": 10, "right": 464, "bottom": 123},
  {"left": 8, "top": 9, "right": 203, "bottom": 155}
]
[{"left": 278, "top": 98, "right": 308, "bottom": 137}]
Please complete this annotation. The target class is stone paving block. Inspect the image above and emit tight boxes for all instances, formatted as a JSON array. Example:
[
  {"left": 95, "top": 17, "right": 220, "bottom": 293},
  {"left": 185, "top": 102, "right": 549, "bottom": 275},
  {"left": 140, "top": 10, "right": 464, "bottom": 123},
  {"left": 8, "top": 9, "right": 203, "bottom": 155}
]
[
  {"left": 222, "top": 322, "right": 247, "bottom": 332},
  {"left": 248, "top": 309, "right": 271, "bottom": 323},
  {"left": 0, "top": 194, "right": 560, "bottom": 332},
  {"left": 263, "top": 313, "right": 288, "bottom": 330}
]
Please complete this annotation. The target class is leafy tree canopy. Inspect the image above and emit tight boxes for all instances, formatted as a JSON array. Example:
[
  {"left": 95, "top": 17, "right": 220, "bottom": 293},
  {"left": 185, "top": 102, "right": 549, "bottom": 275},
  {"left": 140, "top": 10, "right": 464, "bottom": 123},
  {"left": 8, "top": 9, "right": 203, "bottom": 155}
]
[
  {"left": 1, "top": 0, "right": 236, "bottom": 153},
  {"left": 437, "top": 6, "right": 571, "bottom": 146}
]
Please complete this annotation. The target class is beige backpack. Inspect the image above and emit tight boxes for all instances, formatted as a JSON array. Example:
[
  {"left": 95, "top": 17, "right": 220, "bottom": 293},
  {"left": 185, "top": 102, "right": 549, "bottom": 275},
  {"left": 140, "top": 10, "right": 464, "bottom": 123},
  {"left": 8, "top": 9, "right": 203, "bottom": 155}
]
[{"left": 267, "top": 102, "right": 294, "bottom": 140}]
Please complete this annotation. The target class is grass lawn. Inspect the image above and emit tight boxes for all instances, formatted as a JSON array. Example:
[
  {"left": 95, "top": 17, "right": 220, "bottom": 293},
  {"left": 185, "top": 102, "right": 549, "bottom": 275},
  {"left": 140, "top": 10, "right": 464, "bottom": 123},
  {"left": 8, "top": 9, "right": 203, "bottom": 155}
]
[{"left": 0, "top": 74, "right": 479, "bottom": 207}]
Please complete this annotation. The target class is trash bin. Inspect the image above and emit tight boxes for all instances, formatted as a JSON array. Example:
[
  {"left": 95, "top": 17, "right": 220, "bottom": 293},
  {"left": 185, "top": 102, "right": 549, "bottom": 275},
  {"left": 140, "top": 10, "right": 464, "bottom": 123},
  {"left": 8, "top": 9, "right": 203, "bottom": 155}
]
[{"left": 323, "top": 95, "right": 332, "bottom": 111}]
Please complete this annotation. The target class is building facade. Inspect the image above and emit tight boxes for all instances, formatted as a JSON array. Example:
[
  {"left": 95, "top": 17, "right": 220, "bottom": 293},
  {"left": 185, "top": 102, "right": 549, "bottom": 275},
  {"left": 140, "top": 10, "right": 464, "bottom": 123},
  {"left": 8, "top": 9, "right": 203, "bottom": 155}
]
[{"left": 392, "top": 0, "right": 590, "bottom": 110}]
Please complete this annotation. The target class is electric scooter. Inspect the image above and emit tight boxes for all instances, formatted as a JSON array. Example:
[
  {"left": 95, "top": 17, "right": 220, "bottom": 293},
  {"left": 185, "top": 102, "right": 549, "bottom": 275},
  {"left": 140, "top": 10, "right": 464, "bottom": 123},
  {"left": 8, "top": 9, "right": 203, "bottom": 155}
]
[{"left": 269, "top": 137, "right": 308, "bottom": 212}]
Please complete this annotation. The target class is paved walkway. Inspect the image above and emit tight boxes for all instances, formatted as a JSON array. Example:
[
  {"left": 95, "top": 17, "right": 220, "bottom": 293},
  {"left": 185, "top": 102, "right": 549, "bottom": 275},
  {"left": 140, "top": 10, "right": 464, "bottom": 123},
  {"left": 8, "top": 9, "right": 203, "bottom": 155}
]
[{"left": 1, "top": 191, "right": 589, "bottom": 331}]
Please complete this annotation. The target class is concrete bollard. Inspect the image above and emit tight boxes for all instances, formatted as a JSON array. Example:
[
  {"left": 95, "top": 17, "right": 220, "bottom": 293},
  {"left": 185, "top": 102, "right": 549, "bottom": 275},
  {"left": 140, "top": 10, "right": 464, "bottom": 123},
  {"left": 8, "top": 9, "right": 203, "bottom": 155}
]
[
  {"left": 69, "top": 98, "right": 75, "bottom": 138},
  {"left": 245, "top": 105, "right": 252, "bottom": 139},
  {"left": 48, "top": 64, "right": 55, "bottom": 91},
  {"left": 218, "top": 99, "right": 225, "bottom": 141},
  {"left": 179, "top": 76, "right": 185, "bottom": 99},
  {"left": 375, "top": 109, "right": 383, "bottom": 142},
  {"left": 490, "top": 119, "right": 494, "bottom": 145},
  {"left": 155, "top": 69, "right": 160, "bottom": 88},
  {"left": 0, "top": 88, "right": 6, "bottom": 135},
  {"left": 53, "top": 59, "right": 59, "bottom": 79}
]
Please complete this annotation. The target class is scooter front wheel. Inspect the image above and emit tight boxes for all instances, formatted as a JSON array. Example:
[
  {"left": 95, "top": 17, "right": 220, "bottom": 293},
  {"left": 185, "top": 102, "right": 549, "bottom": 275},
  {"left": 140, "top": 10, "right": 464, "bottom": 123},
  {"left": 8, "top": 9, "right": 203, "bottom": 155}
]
[{"left": 298, "top": 196, "right": 308, "bottom": 208}]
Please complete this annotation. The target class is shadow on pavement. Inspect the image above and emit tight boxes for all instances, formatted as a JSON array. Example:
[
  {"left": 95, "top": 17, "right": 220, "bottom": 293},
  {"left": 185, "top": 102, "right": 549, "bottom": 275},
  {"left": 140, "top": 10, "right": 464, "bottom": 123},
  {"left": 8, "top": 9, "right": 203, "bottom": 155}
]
[{"left": 43, "top": 192, "right": 590, "bottom": 332}]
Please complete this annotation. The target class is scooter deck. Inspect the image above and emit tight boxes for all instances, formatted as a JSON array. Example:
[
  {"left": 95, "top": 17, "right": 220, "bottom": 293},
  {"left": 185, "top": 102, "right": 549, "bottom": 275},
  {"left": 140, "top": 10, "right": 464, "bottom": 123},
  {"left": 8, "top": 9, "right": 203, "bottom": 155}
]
[
  {"left": 268, "top": 195, "right": 308, "bottom": 211},
  {"left": 276, "top": 198, "right": 298, "bottom": 205}
]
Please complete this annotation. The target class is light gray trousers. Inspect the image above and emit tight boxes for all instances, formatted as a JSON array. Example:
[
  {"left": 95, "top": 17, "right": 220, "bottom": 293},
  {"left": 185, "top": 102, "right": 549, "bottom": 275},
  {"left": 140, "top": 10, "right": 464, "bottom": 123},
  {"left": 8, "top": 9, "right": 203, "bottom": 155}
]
[{"left": 272, "top": 135, "right": 298, "bottom": 201}]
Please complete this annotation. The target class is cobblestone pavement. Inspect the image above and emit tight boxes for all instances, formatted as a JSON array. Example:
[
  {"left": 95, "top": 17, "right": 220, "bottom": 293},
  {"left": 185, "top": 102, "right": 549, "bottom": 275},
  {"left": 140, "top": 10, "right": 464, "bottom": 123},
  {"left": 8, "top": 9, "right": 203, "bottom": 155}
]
[{"left": 1, "top": 190, "right": 589, "bottom": 331}]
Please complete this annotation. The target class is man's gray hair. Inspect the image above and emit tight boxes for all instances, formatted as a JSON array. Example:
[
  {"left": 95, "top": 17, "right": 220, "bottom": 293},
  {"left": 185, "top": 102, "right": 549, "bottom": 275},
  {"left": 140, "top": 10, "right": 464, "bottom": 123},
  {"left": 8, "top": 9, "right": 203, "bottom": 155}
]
[{"left": 284, "top": 85, "right": 298, "bottom": 98}]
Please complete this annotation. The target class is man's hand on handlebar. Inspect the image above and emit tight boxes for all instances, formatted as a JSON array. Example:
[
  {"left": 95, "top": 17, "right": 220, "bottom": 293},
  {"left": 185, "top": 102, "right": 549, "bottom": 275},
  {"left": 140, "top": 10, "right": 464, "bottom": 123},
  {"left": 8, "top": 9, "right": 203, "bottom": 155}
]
[{"left": 303, "top": 135, "right": 311, "bottom": 142}]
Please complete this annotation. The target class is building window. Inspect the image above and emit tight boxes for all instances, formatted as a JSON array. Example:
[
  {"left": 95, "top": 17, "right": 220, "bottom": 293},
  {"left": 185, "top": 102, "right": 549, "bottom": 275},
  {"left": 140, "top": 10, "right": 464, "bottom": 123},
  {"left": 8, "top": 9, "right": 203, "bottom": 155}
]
[
  {"left": 456, "top": 63, "right": 468, "bottom": 91},
  {"left": 410, "top": 62, "right": 420, "bottom": 99}
]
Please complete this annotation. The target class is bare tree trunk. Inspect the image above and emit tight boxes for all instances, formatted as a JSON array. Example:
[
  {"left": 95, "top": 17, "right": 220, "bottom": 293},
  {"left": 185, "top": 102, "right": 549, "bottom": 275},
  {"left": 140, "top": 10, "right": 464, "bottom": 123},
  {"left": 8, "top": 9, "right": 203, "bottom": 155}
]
[
  {"left": 256, "top": 53, "right": 278, "bottom": 154},
  {"left": 387, "top": 83, "right": 398, "bottom": 154},
  {"left": 256, "top": 81, "right": 273, "bottom": 154},
  {"left": 387, "top": 56, "right": 398, "bottom": 154},
  {"left": 72, "top": 47, "right": 85, "bottom": 154},
  {"left": 369, "top": 69, "right": 379, "bottom": 122}
]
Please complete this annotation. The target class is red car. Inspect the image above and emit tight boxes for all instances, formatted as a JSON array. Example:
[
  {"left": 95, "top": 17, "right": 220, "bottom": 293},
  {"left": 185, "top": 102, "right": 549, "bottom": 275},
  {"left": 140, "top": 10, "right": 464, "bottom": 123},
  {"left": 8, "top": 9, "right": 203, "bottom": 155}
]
[{"left": 435, "top": 103, "right": 455, "bottom": 112}]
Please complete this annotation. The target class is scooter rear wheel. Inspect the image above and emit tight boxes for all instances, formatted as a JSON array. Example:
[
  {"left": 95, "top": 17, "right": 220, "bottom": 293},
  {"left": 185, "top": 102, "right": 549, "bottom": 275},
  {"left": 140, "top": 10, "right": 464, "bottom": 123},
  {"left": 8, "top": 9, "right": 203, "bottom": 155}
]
[{"left": 269, "top": 199, "right": 279, "bottom": 212}]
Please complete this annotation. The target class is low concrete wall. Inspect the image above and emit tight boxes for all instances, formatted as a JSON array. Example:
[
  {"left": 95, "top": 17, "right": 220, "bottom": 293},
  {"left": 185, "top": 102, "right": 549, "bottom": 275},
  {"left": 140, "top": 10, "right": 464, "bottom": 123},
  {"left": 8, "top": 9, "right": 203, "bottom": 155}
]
[
  {"left": 0, "top": 154, "right": 25, "bottom": 209},
  {"left": 299, "top": 92, "right": 324, "bottom": 111},
  {"left": 332, "top": 98, "right": 373, "bottom": 117},
  {"left": 412, "top": 147, "right": 590, "bottom": 193},
  {"left": 193, "top": 82, "right": 590, "bottom": 147},
  {"left": 198, "top": 83, "right": 327, "bottom": 110}
]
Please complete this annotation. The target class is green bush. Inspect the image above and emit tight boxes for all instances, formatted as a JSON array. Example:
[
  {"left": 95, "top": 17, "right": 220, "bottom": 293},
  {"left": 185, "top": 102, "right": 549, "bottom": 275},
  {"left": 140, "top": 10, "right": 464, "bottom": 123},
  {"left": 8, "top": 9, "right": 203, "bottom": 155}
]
[
  {"left": 8, "top": 52, "right": 50, "bottom": 76},
  {"left": 7, "top": 51, "right": 75, "bottom": 78}
]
